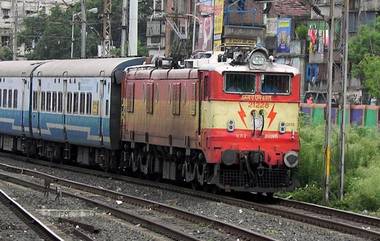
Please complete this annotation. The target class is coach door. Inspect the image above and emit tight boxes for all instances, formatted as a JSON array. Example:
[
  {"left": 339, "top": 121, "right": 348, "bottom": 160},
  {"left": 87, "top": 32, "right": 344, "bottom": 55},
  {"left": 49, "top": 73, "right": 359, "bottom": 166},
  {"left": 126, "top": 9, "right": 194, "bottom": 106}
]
[
  {"left": 31, "top": 75, "right": 41, "bottom": 138},
  {"left": 20, "top": 75, "right": 28, "bottom": 136},
  {"left": 62, "top": 77, "right": 68, "bottom": 141},
  {"left": 98, "top": 76, "right": 106, "bottom": 146}
]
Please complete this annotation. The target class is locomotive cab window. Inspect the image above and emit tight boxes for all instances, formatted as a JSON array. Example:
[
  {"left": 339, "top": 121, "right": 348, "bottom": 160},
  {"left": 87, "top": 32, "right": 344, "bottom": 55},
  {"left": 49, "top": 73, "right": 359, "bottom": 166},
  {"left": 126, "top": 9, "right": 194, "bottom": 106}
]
[
  {"left": 261, "top": 74, "right": 291, "bottom": 95},
  {"left": 224, "top": 72, "right": 256, "bottom": 94}
]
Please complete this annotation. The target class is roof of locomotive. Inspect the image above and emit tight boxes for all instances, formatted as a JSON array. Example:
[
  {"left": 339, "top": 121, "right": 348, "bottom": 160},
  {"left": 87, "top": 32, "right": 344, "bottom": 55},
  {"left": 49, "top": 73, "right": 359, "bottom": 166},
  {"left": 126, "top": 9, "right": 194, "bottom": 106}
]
[
  {"left": 198, "top": 62, "right": 300, "bottom": 75},
  {"left": 32, "top": 58, "right": 145, "bottom": 77},
  {"left": 0, "top": 60, "right": 46, "bottom": 77}
]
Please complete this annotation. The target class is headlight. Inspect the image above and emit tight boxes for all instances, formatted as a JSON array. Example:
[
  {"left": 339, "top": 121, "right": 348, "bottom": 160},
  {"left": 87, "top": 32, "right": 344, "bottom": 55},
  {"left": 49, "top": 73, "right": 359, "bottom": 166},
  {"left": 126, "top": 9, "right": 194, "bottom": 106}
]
[
  {"left": 279, "top": 122, "right": 286, "bottom": 134},
  {"left": 250, "top": 52, "right": 266, "bottom": 65},
  {"left": 284, "top": 151, "right": 299, "bottom": 168},
  {"left": 227, "top": 120, "right": 235, "bottom": 132}
]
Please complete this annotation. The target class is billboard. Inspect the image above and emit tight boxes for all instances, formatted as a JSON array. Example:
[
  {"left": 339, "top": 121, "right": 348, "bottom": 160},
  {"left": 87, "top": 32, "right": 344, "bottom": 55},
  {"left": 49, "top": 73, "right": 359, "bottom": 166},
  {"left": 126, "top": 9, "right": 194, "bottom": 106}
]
[
  {"left": 276, "top": 18, "right": 291, "bottom": 53},
  {"left": 213, "top": 0, "right": 224, "bottom": 50},
  {"left": 197, "top": 0, "right": 213, "bottom": 51}
]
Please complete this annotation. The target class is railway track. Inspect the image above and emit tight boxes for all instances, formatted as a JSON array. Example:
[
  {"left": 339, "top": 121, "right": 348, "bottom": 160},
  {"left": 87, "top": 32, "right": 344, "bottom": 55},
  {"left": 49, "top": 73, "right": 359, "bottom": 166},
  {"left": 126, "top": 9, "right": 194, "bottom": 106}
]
[
  {"left": 1, "top": 152, "right": 380, "bottom": 240},
  {"left": 0, "top": 188, "right": 64, "bottom": 241},
  {"left": 0, "top": 161, "right": 275, "bottom": 241}
]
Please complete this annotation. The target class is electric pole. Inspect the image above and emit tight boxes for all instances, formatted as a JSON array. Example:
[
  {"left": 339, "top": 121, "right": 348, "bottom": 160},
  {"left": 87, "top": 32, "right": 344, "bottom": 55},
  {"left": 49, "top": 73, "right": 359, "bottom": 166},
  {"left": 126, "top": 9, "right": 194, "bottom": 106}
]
[
  {"left": 128, "top": 0, "right": 138, "bottom": 56},
  {"left": 102, "top": 0, "right": 112, "bottom": 57},
  {"left": 121, "top": 0, "right": 128, "bottom": 57},
  {"left": 339, "top": 0, "right": 349, "bottom": 201},
  {"left": 81, "top": 0, "right": 86, "bottom": 58},
  {"left": 12, "top": 0, "right": 18, "bottom": 60},
  {"left": 324, "top": 0, "right": 335, "bottom": 204}
]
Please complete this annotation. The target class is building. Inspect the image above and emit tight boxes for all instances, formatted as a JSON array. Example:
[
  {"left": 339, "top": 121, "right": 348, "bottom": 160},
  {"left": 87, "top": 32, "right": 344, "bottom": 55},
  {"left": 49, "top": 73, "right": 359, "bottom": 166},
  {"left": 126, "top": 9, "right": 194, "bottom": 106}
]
[{"left": 0, "top": 0, "right": 78, "bottom": 55}]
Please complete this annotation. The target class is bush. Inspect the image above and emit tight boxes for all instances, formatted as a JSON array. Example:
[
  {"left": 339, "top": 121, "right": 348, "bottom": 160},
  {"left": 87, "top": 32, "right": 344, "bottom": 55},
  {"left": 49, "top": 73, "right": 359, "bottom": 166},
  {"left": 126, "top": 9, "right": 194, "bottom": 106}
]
[{"left": 294, "top": 122, "right": 380, "bottom": 212}]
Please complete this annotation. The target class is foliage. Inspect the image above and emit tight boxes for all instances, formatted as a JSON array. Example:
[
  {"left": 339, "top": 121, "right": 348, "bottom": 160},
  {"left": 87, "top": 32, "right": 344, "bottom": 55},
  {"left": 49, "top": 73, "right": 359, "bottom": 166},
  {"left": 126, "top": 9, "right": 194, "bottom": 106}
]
[
  {"left": 18, "top": 0, "right": 152, "bottom": 59},
  {"left": 0, "top": 47, "right": 12, "bottom": 60},
  {"left": 293, "top": 122, "right": 380, "bottom": 212},
  {"left": 349, "top": 16, "right": 380, "bottom": 97},
  {"left": 354, "top": 55, "right": 380, "bottom": 98},
  {"left": 295, "top": 24, "right": 308, "bottom": 40}
]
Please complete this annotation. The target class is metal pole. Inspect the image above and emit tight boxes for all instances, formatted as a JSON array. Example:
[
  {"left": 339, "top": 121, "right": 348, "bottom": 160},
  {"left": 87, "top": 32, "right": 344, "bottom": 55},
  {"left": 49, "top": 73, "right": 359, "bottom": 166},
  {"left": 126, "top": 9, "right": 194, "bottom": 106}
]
[
  {"left": 324, "top": 0, "right": 335, "bottom": 204},
  {"left": 80, "top": 0, "right": 86, "bottom": 58},
  {"left": 339, "top": 0, "right": 349, "bottom": 201},
  {"left": 192, "top": 0, "right": 197, "bottom": 52},
  {"left": 12, "top": 0, "right": 18, "bottom": 60},
  {"left": 128, "top": 0, "right": 138, "bottom": 56},
  {"left": 71, "top": 14, "right": 75, "bottom": 59},
  {"left": 121, "top": 0, "right": 128, "bottom": 57}
]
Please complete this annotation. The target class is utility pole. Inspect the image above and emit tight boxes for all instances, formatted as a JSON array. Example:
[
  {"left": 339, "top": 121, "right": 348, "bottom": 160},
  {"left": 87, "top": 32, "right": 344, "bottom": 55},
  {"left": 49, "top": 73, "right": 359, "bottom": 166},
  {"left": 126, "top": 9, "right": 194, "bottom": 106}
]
[
  {"left": 339, "top": 0, "right": 349, "bottom": 201},
  {"left": 192, "top": 0, "right": 197, "bottom": 52},
  {"left": 121, "top": 0, "right": 128, "bottom": 57},
  {"left": 12, "top": 0, "right": 18, "bottom": 60},
  {"left": 324, "top": 0, "right": 335, "bottom": 204},
  {"left": 102, "top": 0, "right": 112, "bottom": 57},
  {"left": 128, "top": 0, "right": 138, "bottom": 56},
  {"left": 80, "top": 0, "right": 86, "bottom": 58}
]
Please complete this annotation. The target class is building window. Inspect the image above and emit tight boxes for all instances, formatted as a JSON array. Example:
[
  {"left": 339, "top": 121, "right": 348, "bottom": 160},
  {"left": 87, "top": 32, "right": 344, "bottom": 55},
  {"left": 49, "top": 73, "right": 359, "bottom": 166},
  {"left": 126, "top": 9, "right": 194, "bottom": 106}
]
[
  {"left": 13, "top": 90, "right": 17, "bottom": 108},
  {"left": 8, "top": 89, "right": 12, "bottom": 108},
  {"left": 46, "top": 92, "right": 51, "bottom": 111},
  {"left": 86, "top": 93, "right": 92, "bottom": 115},
  {"left": 80, "top": 92, "right": 85, "bottom": 114},
  {"left": 2, "top": 9, "right": 10, "bottom": 19},
  {"left": 73, "top": 92, "right": 78, "bottom": 113},
  {"left": 58, "top": 92, "right": 63, "bottom": 113}
]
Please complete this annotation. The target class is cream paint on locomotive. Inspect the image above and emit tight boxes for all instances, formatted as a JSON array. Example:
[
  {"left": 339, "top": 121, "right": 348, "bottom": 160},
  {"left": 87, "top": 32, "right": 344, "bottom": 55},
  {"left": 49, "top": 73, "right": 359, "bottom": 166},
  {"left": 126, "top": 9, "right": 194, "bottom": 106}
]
[
  {"left": 122, "top": 73, "right": 200, "bottom": 149},
  {"left": 201, "top": 101, "right": 299, "bottom": 132}
]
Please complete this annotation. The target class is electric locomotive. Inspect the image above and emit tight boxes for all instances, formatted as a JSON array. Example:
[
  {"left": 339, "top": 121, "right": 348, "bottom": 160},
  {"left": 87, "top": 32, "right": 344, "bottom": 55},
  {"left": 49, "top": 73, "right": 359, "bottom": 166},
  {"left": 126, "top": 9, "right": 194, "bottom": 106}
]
[{"left": 120, "top": 47, "right": 300, "bottom": 193}]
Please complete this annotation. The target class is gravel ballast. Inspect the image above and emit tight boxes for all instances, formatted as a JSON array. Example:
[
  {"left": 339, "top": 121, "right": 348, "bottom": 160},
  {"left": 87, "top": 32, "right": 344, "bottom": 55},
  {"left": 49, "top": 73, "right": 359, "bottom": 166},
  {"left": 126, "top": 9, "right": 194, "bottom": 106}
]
[{"left": 0, "top": 155, "right": 371, "bottom": 241}]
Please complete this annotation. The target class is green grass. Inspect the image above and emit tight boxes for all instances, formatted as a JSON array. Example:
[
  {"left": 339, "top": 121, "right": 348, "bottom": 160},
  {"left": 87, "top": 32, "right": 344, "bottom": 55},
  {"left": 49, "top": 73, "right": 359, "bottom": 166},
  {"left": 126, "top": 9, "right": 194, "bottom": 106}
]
[{"left": 289, "top": 117, "right": 380, "bottom": 213}]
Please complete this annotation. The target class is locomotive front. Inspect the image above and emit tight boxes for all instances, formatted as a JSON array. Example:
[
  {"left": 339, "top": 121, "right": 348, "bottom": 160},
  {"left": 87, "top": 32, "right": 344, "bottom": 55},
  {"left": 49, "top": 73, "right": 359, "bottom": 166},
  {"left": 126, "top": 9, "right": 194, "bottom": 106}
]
[{"left": 200, "top": 48, "right": 300, "bottom": 193}]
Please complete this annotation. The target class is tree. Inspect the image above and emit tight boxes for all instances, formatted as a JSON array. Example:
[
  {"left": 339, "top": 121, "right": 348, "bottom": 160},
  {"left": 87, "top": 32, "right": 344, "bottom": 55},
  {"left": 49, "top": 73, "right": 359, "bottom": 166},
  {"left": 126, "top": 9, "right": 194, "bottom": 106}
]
[
  {"left": 349, "top": 17, "right": 380, "bottom": 81},
  {"left": 0, "top": 47, "right": 12, "bottom": 60},
  {"left": 356, "top": 55, "right": 380, "bottom": 98},
  {"left": 349, "top": 17, "right": 380, "bottom": 99}
]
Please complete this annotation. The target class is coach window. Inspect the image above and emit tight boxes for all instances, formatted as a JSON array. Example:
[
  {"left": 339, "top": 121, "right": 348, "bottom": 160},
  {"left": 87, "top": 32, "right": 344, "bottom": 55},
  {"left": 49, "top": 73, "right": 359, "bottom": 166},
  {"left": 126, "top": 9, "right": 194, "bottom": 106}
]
[
  {"left": 86, "top": 93, "right": 92, "bottom": 115},
  {"left": 41, "top": 92, "right": 46, "bottom": 111},
  {"left": 3, "top": 90, "right": 8, "bottom": 108},
  {"left": 261, "top": 74, "right": 291, "bottom": 95},
  {"left": 0, "top": 88, "right": 2, "bottom": 107},
  {"left": 13, "top": 90, "right": 17, "bottom": 109},
  {"left": 73, "top": 92, "right": 79, "bottom": 114},
  {"left": 8, "top": 89, "right": 12, "bottom": 108},
  {"left": 32, "top": 91, "right": 37, "bottom": 110},
  {"left": 46, "top": 92, "right": 51, "bottom": 111},
  {"left": 80, "top": 93, "right": 85, "bottom": 114},
  {"left": 3, "top": 89, "right": 7, "bottom": 108},
  {"left": 58, "top": 92, "right": 63, "bottom": 113},
  {"left": 52, "top": 92, "right": 57, "bottom": 112},
  {"left": 105, "top": 99, "right": 109, "bottom": 116},
  {"left": 67, "top": 92, "right": 72, "bottom": 114}
]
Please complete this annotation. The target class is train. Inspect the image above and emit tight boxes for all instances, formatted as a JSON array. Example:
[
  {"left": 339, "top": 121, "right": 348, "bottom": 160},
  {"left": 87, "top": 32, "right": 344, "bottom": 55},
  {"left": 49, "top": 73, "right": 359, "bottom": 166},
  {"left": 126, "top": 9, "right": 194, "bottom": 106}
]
[{"left": 0, "top": 47, "right": 300, "bottom": 194}]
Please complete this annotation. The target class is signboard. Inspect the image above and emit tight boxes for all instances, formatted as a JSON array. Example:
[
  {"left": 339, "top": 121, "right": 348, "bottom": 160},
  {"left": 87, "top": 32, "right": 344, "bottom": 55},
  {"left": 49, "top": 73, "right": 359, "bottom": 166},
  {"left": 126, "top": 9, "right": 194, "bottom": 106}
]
[
  {"left": 276, "top": 18, "right": 291, "bottom": 53},
  {"left": 213, "top": 0, "right": 224, "bottom": 50},
  {"left": 225, "top": 38, "right": 256, "bottom": 46},
  {"left": 196, "top": 0, "right": 213, "bottom": 51}
]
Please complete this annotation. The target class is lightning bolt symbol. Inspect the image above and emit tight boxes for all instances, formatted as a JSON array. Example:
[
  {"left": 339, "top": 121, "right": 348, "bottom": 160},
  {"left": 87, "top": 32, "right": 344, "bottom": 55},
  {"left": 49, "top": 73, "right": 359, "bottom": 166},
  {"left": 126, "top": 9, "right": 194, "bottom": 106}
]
[
  {"left": 238, "top": 103, "right": 247, "bottom": 128},
  {"left": 267, "top": 104, "right": 277, "bottom": 128}
]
